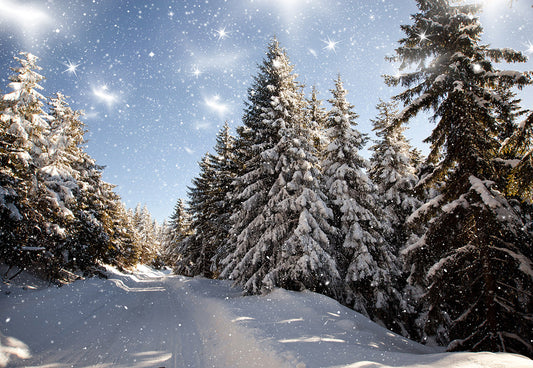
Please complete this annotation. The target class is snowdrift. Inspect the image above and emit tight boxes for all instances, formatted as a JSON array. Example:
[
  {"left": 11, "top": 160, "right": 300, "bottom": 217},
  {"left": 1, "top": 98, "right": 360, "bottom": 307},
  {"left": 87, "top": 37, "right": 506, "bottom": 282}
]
[{"left": 1, "top": 266, "right": 531, "bottom": 367}]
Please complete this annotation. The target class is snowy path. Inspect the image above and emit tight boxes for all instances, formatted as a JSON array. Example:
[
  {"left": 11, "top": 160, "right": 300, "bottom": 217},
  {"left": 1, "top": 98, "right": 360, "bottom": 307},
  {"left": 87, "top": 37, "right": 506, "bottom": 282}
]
[{"left": 1, "top": 266, "right": 532, "bottom": 368}]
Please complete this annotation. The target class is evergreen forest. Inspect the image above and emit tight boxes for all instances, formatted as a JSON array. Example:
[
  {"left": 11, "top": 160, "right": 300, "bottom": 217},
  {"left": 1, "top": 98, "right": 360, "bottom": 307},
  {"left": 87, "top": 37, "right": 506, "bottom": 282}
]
[{"left": 1, "top": 0, "right": 532, "bottom": 358}]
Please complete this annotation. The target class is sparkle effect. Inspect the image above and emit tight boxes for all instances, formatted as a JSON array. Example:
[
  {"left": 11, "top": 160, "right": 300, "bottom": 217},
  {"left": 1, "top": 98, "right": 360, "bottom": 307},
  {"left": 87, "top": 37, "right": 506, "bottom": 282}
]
[
  {"left": 204, "top": 95, "right": 229, "bottom": 116},
  {"left": 215, "top": 27, "right": 229, "bottom": 40},
  {"left": 323, "top": 37, "right": 339, "bottom": 53},
  {"left": 417, "top": 32, "right": 429, "bottom": 42},
  {"left": 62, "top": 60, "right": 79, "bottom": 77},
  {"left": 192, "top": 66, "right": 202, "bottom": 78}
]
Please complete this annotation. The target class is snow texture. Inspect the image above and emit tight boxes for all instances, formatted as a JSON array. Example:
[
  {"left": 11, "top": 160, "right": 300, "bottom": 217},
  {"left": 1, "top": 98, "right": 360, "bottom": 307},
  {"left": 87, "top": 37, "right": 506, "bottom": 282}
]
[{"left": 2, "top": 266, "right": 532, "bottom": 368}]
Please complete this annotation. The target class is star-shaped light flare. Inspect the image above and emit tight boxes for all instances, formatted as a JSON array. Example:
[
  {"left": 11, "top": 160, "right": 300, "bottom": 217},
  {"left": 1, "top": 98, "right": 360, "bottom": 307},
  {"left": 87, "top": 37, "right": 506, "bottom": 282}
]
[
  {"left": 417, "top": 31, "right": 429, "bottom": 42},
  {"left": 63, "top": 60, "right": 80, "bottom": 77},
  {"left": 192, "top": 66, "right": 202, "bottom": 78},
  {"left": 216, "top": 27, "right": 229, "bottom": 40},
  {"left": 323, "top": 37, "right": 339, "bottom": 53}
]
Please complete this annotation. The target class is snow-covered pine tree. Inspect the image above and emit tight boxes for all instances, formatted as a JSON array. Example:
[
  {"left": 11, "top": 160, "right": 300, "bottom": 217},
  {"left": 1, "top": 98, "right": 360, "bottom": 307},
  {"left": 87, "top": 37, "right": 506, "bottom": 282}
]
[
  {"left": 368, "top": 99, "right": 423, "bottom": 336},
  {"left": 368, "top": 100, "right": 421, "bottom": 251},
  {"left": 0, "top": 52, "right": 141, "bottom": 278},
  {"left": 35, "top": 92, "right": 85, "bottom": 273},
  {"left": 306, "top": 87, "right": 328, "bottom": 155},
  {"left": 174, "top": 154, "right": 217, "bottom": 277},
  {"left": 208, "top": 122, "right": 238, "bottom": 274},
  {"left": 387, "top": 0, "right": 533, "bottom": 356},
  {"left": 67, "top": 148, "right": 139, "bottom": 271},
  {"left": 46, "top": 94, "right": 140, "bottom": 272},
  {"left": 502, "top": 110, "right": 533, "bottom": 203},
  {"left": 221, "top": 39, "right": 341, "bottom": 298},
  {"left": 322, "top": 75, "right": 400, "bottom": 324},
  {"left": 173, "top": 123, "right": 237, "bottom": 277},
  {"left": 174, "top": 123, "right": 237, "bottom": 277},
  {"left": 104, "top": 195, "right": 141, "bottom": 269},
  {"left": 162, "top": 199, "right": 190, "bottom": 267},
  {"left": 0, "top": 52, "right": 50, "bottom": 273},
  {"left": 132, "top": 204, "right": 159, "bottom": 264}
]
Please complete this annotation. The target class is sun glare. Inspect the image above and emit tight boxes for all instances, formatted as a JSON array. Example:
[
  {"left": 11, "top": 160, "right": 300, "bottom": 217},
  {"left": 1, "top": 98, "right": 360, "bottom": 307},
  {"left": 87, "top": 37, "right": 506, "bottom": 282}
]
[{"left": 0, "top": 0, "right": 53, "bottom": 44}]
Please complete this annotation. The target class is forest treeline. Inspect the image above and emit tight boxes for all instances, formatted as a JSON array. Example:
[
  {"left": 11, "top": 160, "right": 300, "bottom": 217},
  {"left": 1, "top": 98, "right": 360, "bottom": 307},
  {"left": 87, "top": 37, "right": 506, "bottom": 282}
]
[
  {"left": 1, "top": 0, "right": 532, "bottom": 359},
  {"left": 0, "top": 52, "right": 166, "bottom": 279}
]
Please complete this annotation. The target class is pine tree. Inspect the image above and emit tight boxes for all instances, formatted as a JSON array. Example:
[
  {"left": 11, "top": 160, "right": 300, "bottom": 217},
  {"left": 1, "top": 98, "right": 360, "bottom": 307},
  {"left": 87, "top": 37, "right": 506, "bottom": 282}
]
[
  {"left": 221, "top": 39, "right": 341, "bottom": 298},
  {"left": 132, "top": 204, "right": 159, "bottom": 264},
  {"left": 163, "top": 199, "right": 190, "bottom": 266},
  {"left": 368, "top": 99, "right": 423, "bottom": 336},
  {"left": 387, "top": 0, "right": 533, "bottom": 356},
  {"left": 174, "top": 154, "right": 217, "bottom": 277},
  {"left": 502, "top": 110, "right": 533, "bottom": 202},
  {"left": 36, "top": 93, "right": 84, "bottom": 272},
  {"left": 306, "top": 87, "right": 328, "bottom": 154},
  {"left": 369, "top": 100, "right": 421, "bottom": 251},
  {"left": 321, "top": 76, "right": 400, "bottom": 324},
  {"left": 173, "top": 124, "right": 237, "bottom": 277},
  {"left": 105, "top": 196, "right": 140, "bottom": 269},
  {"left": 0, "top": 52, "right": 141, "bottom": 279},
  {"left": 208, "top": 122, "right": 238, "bottom": 274},
  {"left": 0, "top": 52, "right": 50, "bottom": 273}
]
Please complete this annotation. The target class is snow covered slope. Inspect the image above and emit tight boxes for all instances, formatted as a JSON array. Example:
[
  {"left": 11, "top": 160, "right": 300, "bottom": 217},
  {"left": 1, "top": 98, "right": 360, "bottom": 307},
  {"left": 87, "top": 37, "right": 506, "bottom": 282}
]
[{"left": 1, "top": 266, "right": 531, "bottom": 368}]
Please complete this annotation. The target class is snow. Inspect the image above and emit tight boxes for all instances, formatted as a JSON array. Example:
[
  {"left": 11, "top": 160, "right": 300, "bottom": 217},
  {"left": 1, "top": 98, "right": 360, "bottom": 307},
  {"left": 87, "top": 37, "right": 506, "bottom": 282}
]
[
  {"left": 492, "top": 246, "right": 533, "bottom": 278},
  {"left": 1, "top": 266, "right": 532, "bottom": 368}
]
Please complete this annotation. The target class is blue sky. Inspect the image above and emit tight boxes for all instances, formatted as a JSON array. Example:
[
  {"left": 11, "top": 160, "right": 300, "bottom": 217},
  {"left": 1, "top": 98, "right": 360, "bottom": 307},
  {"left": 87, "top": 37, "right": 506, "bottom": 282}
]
[{"left": 1, "top": 0, "right": 532, "bottom": 221}]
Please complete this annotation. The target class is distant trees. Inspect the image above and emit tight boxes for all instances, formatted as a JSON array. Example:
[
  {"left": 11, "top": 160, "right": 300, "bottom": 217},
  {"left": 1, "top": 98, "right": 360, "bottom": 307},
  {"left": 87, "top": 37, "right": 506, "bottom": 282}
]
[
  {"left": 0, "top": 52, "right": 143, "bottom": 281},
  {"left": 161, "top": 199, "right": 190, "bottom": 267}
]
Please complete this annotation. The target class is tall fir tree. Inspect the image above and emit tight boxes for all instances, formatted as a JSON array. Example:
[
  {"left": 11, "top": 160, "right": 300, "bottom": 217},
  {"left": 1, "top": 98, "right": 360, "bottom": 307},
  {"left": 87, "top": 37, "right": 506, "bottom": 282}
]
[
  {"left": 368, "top": 100, "right": 421, "bottom": 251},
  {"left": 502, "top": 110, "right": 533, "bottom": 203},
  {"left": 387, "top": 0, "right": 532, "bottom": 356},
  {"left": 174, "top": 154, "right": 217, "bottom": 277},
  {"left": 208, "top": 122, "right": 238, "bottom": 274},
  {"left": 132, "top": 203, "right": 160, "bottom": 264},
  {"left": 368, "top": 99, "right": 423, "bottom": 336},
  {"left": 306, "top": 87, "right": 328, "bottom": 155},
  {"left": 175, "top": 123, "right": 236, "bottom": 277},
  {"left": 162, "top": 199, "right": 190, "bottom": 267},
  {"left": 321, "top": 76, "right": 400, "bottom": 325},
  {"left": 221, "top": 39, "right": 341, "bottom": 298},
  {"left": 104, "top": 195, "right": 140, "bottom": 269},
  {"left": 0, "top": 52, "right": 50, "bottom": 273},
  {"left": 37, "top": 93, "right": 84, "bottom": 272}
]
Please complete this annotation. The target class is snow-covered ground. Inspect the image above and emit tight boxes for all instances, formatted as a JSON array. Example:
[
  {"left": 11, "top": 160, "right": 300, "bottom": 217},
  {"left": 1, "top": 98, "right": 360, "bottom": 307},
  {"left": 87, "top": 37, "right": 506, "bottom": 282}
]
[{"left": 1, "top": 266, "right": 531, "bottom": 368}]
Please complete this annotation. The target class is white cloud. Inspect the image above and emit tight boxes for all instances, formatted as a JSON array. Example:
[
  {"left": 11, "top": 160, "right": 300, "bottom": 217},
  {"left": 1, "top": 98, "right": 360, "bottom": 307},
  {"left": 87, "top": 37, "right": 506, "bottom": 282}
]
[
  {"left": 193, "top": 118, "right": 213, "bottom": 130},
  {"left": 204, "top": 95, "right": 230, "bottom": 116},
  {"left": 195, "top": 52, "right": 244, "bottom": 72},
  {"left": 92, "top": 85, "right": 119, "bottom": 107}
]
